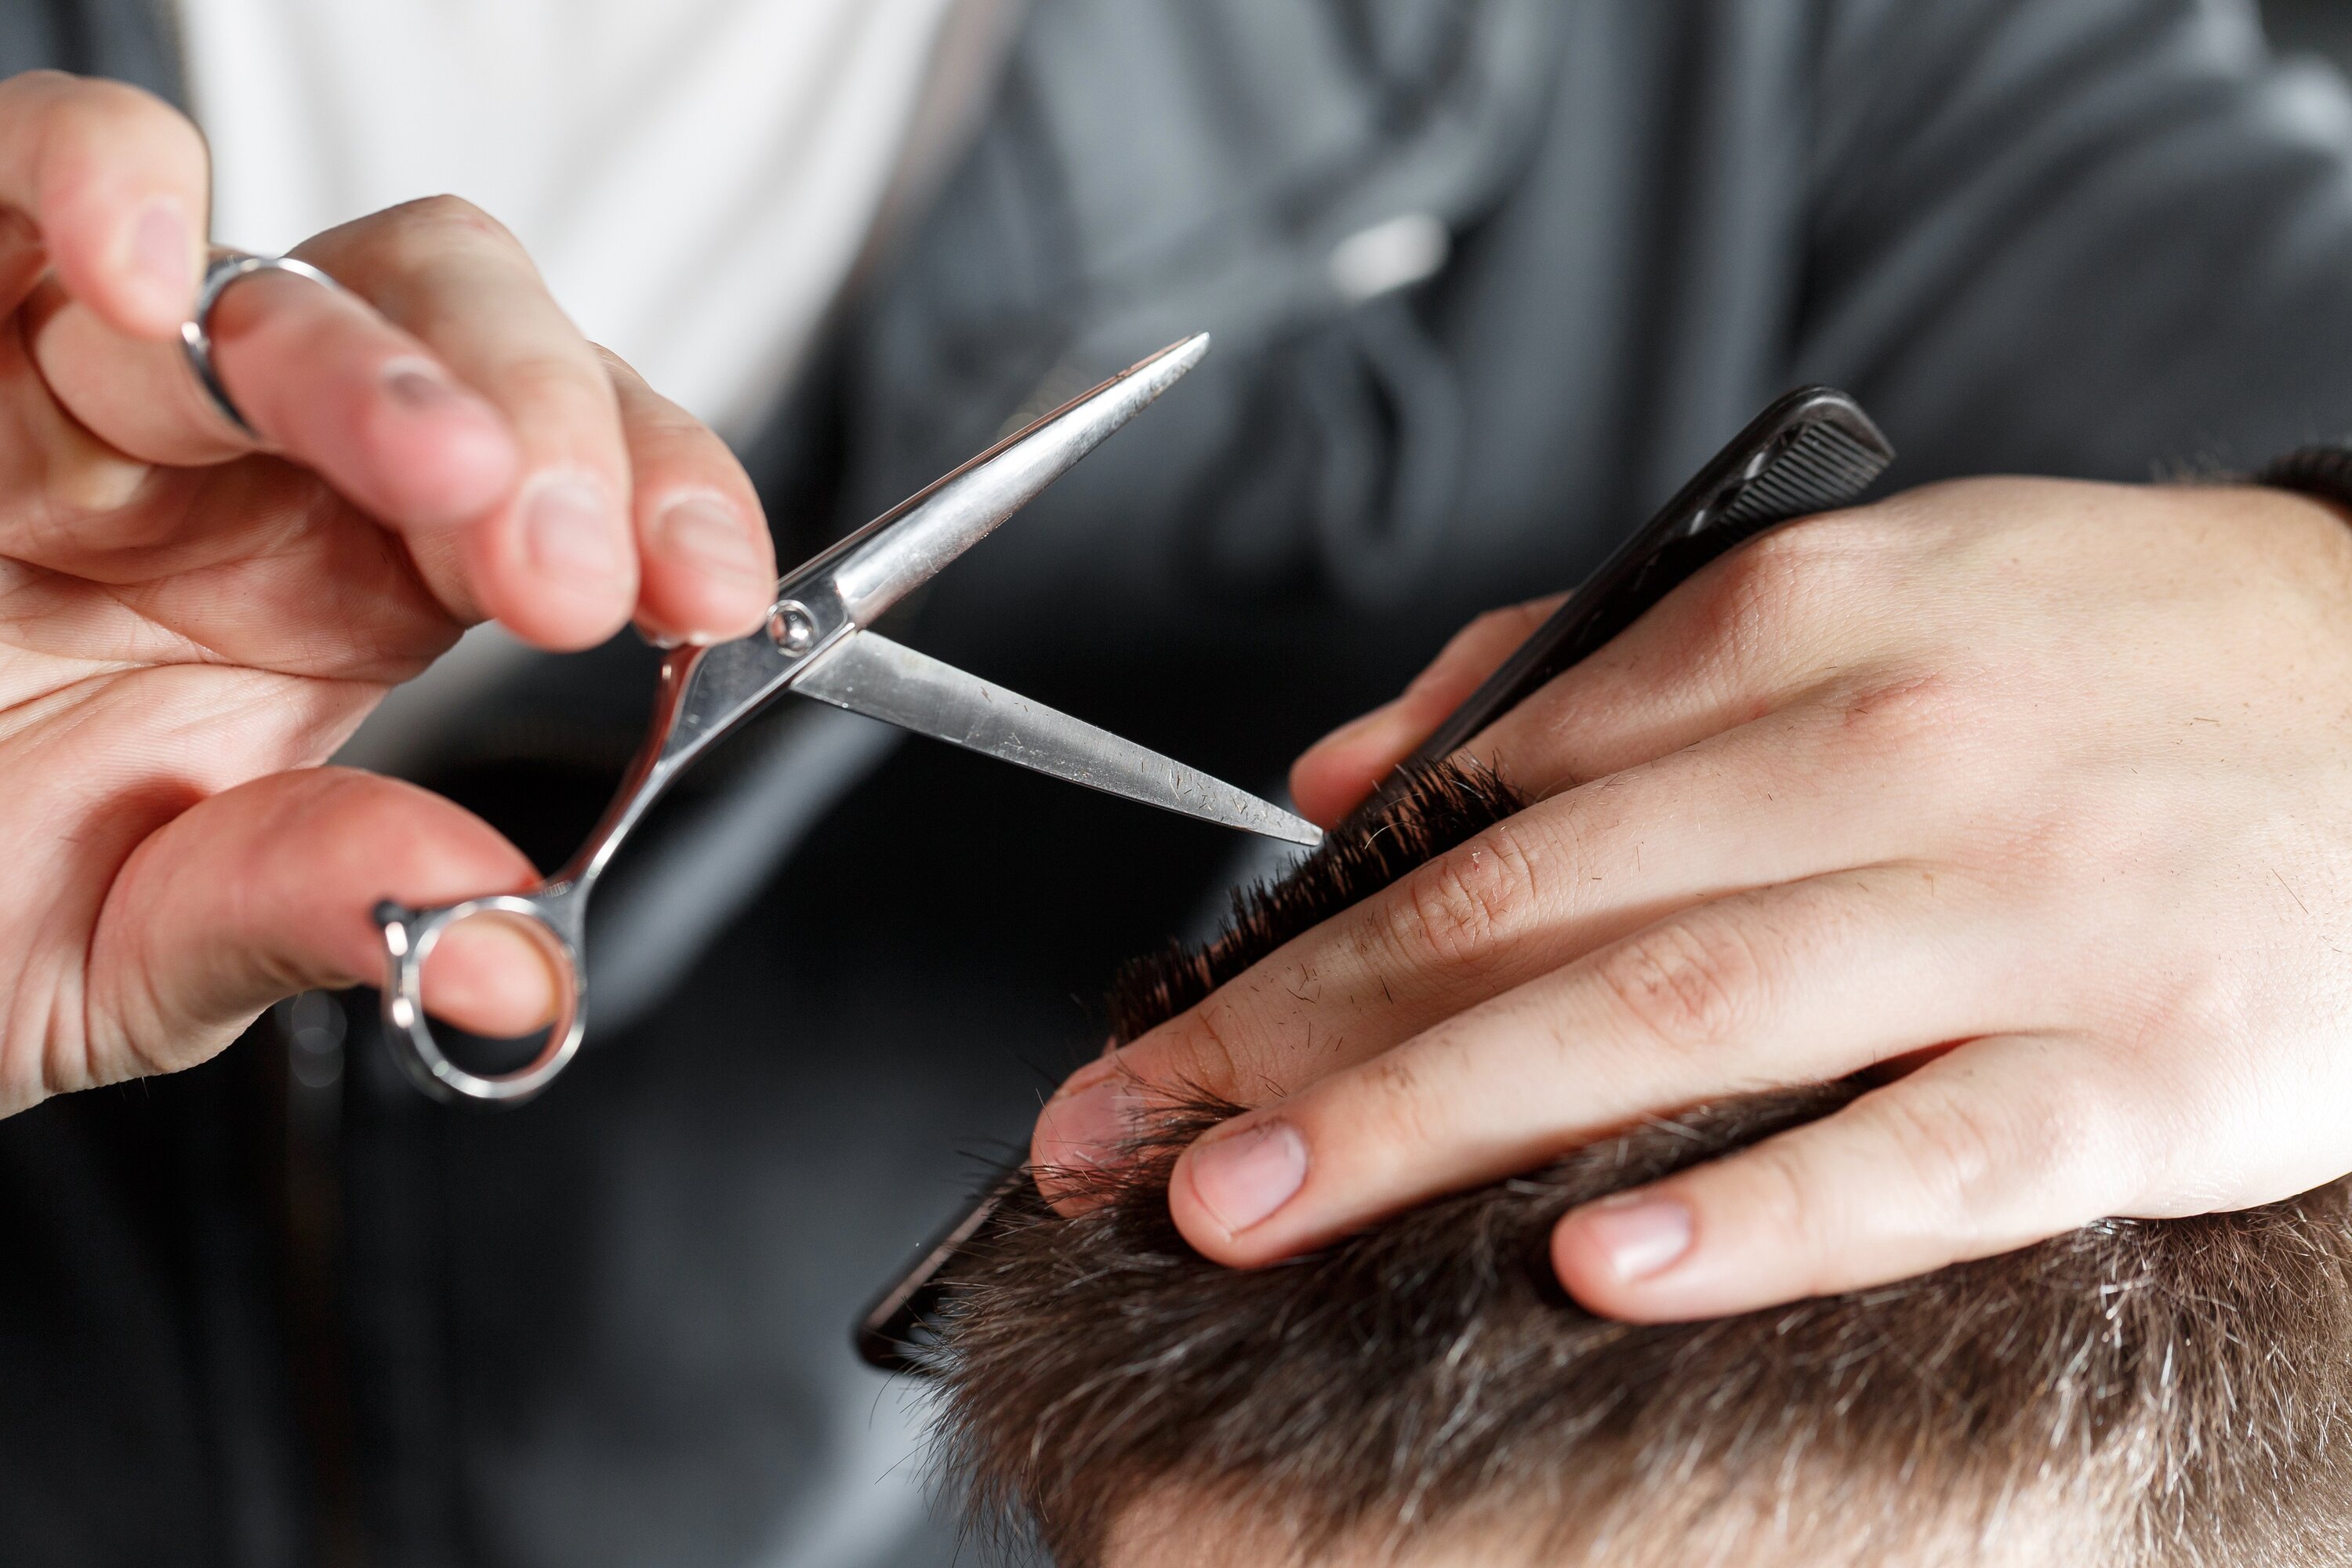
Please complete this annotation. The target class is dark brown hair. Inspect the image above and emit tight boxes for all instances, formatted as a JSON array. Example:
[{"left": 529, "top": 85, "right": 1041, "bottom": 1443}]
[{"left": 926, "top": 763, "right": 2352, "bottom": 1566}]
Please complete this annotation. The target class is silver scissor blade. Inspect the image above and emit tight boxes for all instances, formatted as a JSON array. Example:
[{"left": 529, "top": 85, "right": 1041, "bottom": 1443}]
[
  {"left": 792, "top": 632, "right": 1323, "bottom": 848},
  {"left": 804, "top": 334, "right": 1210, "bottom": 628}
]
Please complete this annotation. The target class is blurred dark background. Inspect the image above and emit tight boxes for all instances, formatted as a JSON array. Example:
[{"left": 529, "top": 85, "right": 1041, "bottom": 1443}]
[{"left": 2268, "top": 0, "right": 2352, "bottom": 64}]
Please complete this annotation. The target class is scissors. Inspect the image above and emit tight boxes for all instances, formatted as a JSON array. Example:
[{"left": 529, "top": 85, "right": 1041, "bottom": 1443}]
[
  {"left": 855, "top": 383, "right": 1896, "bottom": 1370},
  {"left": 373, "top": 334, "right": 1323, "bottom": 1105}
]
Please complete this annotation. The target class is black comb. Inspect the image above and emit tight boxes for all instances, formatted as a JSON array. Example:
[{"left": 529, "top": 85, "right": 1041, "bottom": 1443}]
[
  {"left": 1354, "top": 386, "right": 1893, "bottom": 819},
  {"left": 856, "top": 1167, "right": 1023, "bottom": 1370},
  {"left": 851, "top": 387, "right": 1893, "bottom": 1374}
]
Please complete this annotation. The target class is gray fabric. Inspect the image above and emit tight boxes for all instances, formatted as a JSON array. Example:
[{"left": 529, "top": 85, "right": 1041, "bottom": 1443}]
[
  {"left": 0, "top": 0, "right": 181, "bottom": 107},
  {"left": 2273, "top": 0, "right": 2352, "bottom": 60},
  {"left": 848, "top": 0, "right": 2352, "bottom": 770},
  {"left": 11, "top": 3, "right": 2352, "bottom": 1566}
]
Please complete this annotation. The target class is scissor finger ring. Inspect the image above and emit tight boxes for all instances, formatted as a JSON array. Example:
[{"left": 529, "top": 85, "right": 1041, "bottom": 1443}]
[
  {"left": 180, "top": 249, "right": 347, "bottom": 439},
  {"left": 375, "top": 890, "right": 589, "bottom": 1105}
]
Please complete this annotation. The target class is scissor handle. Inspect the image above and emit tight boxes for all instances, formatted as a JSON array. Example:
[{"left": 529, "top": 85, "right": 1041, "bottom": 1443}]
[{"left": 373, "top": 889, "right": 588, "bottom": 1104}]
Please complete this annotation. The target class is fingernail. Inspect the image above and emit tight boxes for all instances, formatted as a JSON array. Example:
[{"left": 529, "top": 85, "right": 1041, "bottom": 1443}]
[
  {"left": 1034, "top": 1077, "right": 1134, "bottom": 1169},
  {"left": 659, "top": 498, "right": 768, "bottom": 586},
  {"left": 1581, "top": 1193, "right": 1694, "bottom": 1283},
  {"left": 1187, "top": 1121, "right": 1308, "bottom": 1236},
  {"left": 126, "top": 198, "right": 195, "bottom": 316},
  {"left": 382, "top": 358, "right": 467, "bottom": 412},
  {"left": 524, "top": 478, "right": 626, "bottom": 585}
]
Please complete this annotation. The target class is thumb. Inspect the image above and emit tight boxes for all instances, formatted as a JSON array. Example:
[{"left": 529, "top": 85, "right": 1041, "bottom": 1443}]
[{"left": 76, "top": 766, "right": 558, "bottom": 1096}]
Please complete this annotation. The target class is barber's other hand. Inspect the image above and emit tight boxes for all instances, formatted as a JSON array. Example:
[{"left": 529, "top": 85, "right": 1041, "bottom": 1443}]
[
  {"left": 1037, "top": 474, "right": 2352, "bottom": 1322},
  {"left": 0, "top": 71, "right": 776, "bottom": 1113}
]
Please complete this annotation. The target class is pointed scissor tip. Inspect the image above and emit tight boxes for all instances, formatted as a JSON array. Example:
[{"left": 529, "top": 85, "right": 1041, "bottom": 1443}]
[{"left": 1134, "top": 332, "right": 1211, "bottom": 378}]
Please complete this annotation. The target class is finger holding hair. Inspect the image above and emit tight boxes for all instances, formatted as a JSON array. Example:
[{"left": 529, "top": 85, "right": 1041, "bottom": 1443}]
[
  {"left": 1546, "top": 1036, "right": 2137, "bottom": 1320},
  {"left": 1036, "top": 686, "right": 1978, "bottom": 1189},
  {"left": 1156, "top": 863, "right": 2043, "bottom": 1267}
]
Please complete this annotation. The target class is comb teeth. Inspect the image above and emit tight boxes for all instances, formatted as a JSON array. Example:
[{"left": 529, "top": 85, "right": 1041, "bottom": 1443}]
[{"left": 1718, "top": 423, "right": 1892, "bottom": 531}]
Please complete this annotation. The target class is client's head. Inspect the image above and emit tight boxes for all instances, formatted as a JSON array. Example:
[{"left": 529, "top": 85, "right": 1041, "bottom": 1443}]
[{"left": 923, "top": 764, "right": 2352, "bottom": 1567}]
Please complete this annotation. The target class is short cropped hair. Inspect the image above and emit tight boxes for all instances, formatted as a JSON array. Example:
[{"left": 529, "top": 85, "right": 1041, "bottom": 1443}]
[{"left": 924, "top": 764, "right": 2352, "bottom": 1567}]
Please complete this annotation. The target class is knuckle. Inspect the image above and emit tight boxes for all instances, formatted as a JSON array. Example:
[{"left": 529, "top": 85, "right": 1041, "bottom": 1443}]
[
  {"left": 1686, "top": 516, "right": 1877, "bottom": 677},
  {"left": 1825, "top": 669, "right": 1971, "bottom": 757},
  {"left": 1713, "top": 524, "right": 1821, "bottom": 633},
  {"left": 383, "top": 193, "right": 515, "bottom": 247},
  {"left": 1589, "top": 914, "right": 1766, "bottom": 1054},
  {"left": 1351, "top": 1048, "right": 1450, "bottom": 1156},
  {"left": 606, "top": 365, "right": 719, "bottom": 449},
  {"left": 1742, "top": 1138, "right": 1880, "bottom": 1301},
  {"left": 624, "top": 397, "right": 714, "bottom": 449},
  {"left": 1390, "top": 822, "right": 1543, "bottom": 976},
  {"left": 1157, "top": 1004, "right": 1247, "bottom": 1103},
  {"left": 495, "top": 348, "right": 617, "bottom": 421},
  {"left": 640, "top": 420, "right": 735, "bottom": 476},
  {"left": 2006, "top": 1068, "right": 2105, "bottom": 1184},
  {"left": 313, "top": 195, "right": 528, "bottom": 303},
  {"left": 590, "top": 343, "right": 644, "bottom": 386},
  {"left": 2131, "top": 966, "right": 2239, "bottom": 1069},
  {"left": 1875, "top": 1088, "right": 2031, "bottom": 1230},
  {"left": 1742, "top": 1141, "right": 1820, "bottom": 1250},
  {"left": 1980, "top": 797, "right": 2101, "bottom": 887}
]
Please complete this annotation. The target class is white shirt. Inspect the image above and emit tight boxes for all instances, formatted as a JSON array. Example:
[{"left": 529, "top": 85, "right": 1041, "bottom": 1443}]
[{"left": 176, "top": 0, "right": 961, "bottom": 438}]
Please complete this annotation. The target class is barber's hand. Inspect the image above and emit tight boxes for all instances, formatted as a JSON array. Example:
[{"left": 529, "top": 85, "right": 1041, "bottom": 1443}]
[
  {"left": 0, "top": 72, "right": 776, "bottom": 1114},
  {"left": 1036, "top": 474, "right": 2352, "bottom": 1322}
]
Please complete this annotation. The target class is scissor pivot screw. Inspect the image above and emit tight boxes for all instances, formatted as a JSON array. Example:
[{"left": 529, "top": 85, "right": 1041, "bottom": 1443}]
[{"left": 768, "top": 602, "right": 816, "bottom": 655}]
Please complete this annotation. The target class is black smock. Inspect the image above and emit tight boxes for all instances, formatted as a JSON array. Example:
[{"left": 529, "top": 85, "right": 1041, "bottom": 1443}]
[{"left": 7, "top": 2, "right": 2352, "bottom": 1564}]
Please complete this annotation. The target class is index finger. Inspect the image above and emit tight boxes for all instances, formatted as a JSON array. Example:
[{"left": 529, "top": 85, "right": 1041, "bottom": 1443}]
[
  {"left": 1032, "top": 698, "right": 1949, "bottom": 1181},
  {"left": 0, "top": 71, "right": 204, "bottom": 335},
  {"left": 1162, "top": 865, "right": 2024, "bottom": 1270},
  {"left": 297, "top": 198, "right": 641, "bottom": 649}
]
